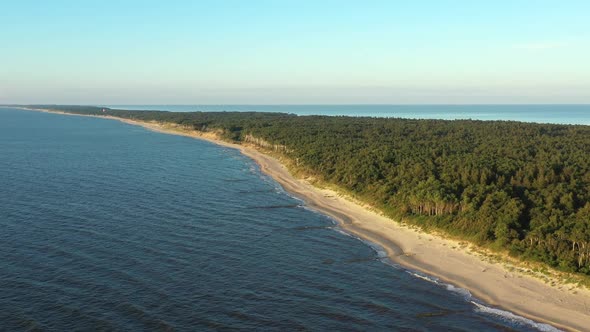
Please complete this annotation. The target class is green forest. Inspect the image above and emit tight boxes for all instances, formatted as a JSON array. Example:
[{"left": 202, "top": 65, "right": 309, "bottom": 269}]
[{"left": 32, "top": 105, "right": 590, "bottom": 276}]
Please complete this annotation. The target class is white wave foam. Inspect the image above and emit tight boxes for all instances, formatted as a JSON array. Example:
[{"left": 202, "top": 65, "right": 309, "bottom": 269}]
[
  {"left": 299, "top": 205, "right": 338, "bottom": 224},
  {"left": 332, "top": 227, "right": 388, "bottom": 259},
  {"left": 321, "top": 212, "right": 560, "bottom": 332},
  {"left": 333, "top": 227, "right": 355, "bottom": 238},
  {"left": 471, "top": 301, "right": 562, "bottom": 332},
  {"left": 407, "top": 271, "right": 439, "bottom": 284},
  {"left": 406, "top": 271, "right": 472, "bottom": 301},
  {"left": 405, "top": 271, "right": 558, "bottom": 331},
  {"left": 273, "top": 185, "right": 305, "bottom": 203},
  {"left": 445, "top": 284, "right": 472, "bottom": 299},
  {"left": 380, "top": 259, "right": 402, "bottom": 269},
  {"left": 365, "top": 241, "right": 388, "bottom": 259},
  {"left": 327, "top": 218, "right": 560, "bottom": 331}
]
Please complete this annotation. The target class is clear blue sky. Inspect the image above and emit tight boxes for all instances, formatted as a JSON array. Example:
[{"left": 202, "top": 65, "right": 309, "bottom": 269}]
[{"left": 1, "top": 0, "right": 589, "bottom": 104}]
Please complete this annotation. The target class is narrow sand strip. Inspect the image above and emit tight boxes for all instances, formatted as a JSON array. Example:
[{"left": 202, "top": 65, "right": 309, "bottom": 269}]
[{"left": 12, "top": 107, "right": 590, "bottom": 331}]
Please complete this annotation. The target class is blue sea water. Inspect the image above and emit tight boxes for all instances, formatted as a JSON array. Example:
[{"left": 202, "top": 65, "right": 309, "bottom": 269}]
[
  {"left": 0, "top": 107, "right": 560, "bottom": 331},
  {"left": 105, "top": 104, "right": 590, "bottom": 125}
]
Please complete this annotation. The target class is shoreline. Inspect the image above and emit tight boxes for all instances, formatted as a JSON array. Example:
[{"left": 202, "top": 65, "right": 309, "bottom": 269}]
[{"left": 9, "top": 107, "right": 590, "bottom": 331}]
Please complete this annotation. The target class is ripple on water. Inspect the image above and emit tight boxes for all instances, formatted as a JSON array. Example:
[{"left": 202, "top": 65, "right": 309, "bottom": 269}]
[{"left": 0, "top": 108, "right": 556, "bottom": 331}]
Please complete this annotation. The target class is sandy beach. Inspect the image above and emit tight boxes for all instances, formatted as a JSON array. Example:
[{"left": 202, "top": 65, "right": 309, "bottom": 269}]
[{"left": 14, "top": 107, "right": 590, "bottom": 331}]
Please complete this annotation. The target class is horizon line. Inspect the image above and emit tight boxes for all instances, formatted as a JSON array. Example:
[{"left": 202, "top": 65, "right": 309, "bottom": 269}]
[{"left": 3, "top": 103, "right": 590, "bottom": 107}]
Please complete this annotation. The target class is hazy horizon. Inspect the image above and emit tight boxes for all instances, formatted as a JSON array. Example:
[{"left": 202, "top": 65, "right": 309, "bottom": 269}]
[
  {"left": 4, "top": 102, "right": 590, "bottom": 106},
  {"left": 1, "top": 1, "right": 589, "bottom": 104}
]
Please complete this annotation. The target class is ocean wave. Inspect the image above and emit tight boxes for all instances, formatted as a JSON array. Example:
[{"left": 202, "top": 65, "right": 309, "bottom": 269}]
[
  {"left": 406, "top": 272, "right": 473, "bottom": 300},
  {"left": 445, "top": 284, "right": 472, "bottom": 300},
  {"left": 333, "top": 227, "right": 356, "bottom": 238},
  {"left": 323, "top": 209, "right": 559, "bottom": 332},
  {"left": 380, "top": 259, "right": 402, "bottom": 269},
  {"left": 367, "top": 242, "right": 388, "bottom": 260},
  {"left": 299, "top": 205, "right": 338, "bottom": 226},
  {"left": 268, "top": 180, "right": 300, "bottom": 200},
  {"left": 471, "top": 301, "right": 562, "bottom": 332},
  {"left": 331, "top": 227, "right": 389, "bottom": 260},
  {"left": 406, "top": 271, "right": 559, "bottom": 331},
  {"left": 407, "top": 271, "right": 439, "bottom": 284}
]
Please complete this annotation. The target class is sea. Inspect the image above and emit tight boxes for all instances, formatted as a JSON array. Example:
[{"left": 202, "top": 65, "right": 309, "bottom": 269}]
[
  {"left": 0, "top": 106, "right": 568, "bottom": 331},
  {"left": 105, "top": 104, "right": 590, "bottom": 125}
]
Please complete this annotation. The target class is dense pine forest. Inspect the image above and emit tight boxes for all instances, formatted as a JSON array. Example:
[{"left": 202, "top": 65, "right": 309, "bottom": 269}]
[{"left": 30, "top": 105, "right": 590, "bottom": 276}]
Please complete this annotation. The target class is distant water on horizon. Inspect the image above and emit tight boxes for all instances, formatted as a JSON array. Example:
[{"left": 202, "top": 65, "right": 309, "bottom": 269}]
[
  {"left": 105, "top": 104, "right": 590, "bottom": 125},
  {"left": 0, "top": 107, "right": 560, "bottom": 331}
]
